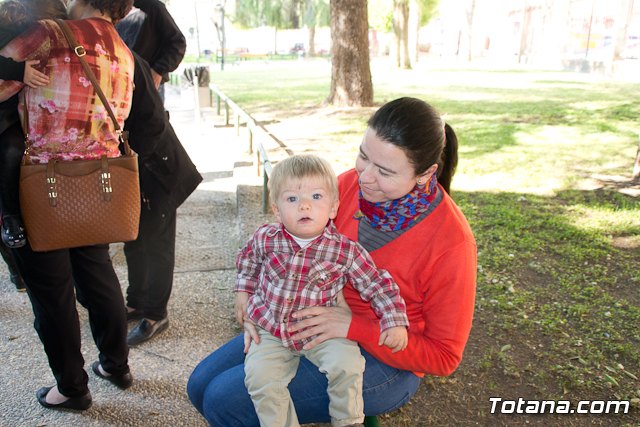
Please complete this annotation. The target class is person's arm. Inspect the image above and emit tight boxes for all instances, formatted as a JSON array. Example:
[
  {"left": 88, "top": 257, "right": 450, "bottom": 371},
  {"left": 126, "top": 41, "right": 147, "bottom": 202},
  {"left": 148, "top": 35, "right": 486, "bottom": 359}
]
[
  {"left": 348, "top": 240, "right": 477, "bottom": 376},
  {"left": 291, "top": 239, "right": 477, "bottom": 376},
  {"left": 135, "top": 0, "right": 186, "bottom": 79},
  {"left": 235, "top": 229, "right": 265, "bottom": 351},
  {"left": 0, "top": 56, "right": 49, "bottom": 88},
  {"left": 124, "top": 52, "right": 167, "bottom": 155},
  {"left": 0, "top": 56, "right": 25, "bottom": 81},
  {"left": 346, "top": 244, "right": 409, "bottom": 331},
  {"left": 234, "top": 229, "right": 264, "bottom": 296},
  {"left": 0, "top": 22, "right": 48, "bottom": 101}
]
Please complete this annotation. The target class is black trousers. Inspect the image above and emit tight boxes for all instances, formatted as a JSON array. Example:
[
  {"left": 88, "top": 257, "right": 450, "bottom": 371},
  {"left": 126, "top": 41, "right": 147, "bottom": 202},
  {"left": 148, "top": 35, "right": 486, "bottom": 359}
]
[
  {"left": 124, "top": 185, "right": 177, "bottom": 321},
  {"left": 0, "top": 240, "right": 20, "bottom": 278},
  {"left": 13, "top": 243, "right": 129, "bottom": 398},
  {"left": 0, "top": 121, "right": 25, "bottom": 216}
]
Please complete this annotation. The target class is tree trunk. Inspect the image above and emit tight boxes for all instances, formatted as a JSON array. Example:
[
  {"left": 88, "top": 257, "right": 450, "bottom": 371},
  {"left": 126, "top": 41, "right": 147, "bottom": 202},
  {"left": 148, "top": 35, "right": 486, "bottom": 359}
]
[
  {"left": 393, "top": 0, "right": 411, "bottom": 69},
  {"left": 518, "top": 3, "right": 531, "bottom": 64},
  {"left": 466, "top": 0, "right": 476, "bottom": 62},
  {"left": 328, "top": 0, "right": 373, "bottom": 107},
  {"left": 401, "top": 2, "right": 411, "bottom": 68},
  {"left": 633, "top": 137, "right": 640, "bottom": 181},
  {"left": 411, "top": 0, "right": 420, "bottom": 63},
  {"left": 613, "top": 0, "right": 633, "bottom": 61},
  {"left": 308, "top": 25, "right": 316, "bottom": 56}
]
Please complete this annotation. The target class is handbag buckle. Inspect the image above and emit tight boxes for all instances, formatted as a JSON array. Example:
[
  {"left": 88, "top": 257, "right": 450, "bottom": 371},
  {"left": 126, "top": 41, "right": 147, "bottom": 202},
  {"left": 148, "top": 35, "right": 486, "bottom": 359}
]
[
  {"left": 100, "top": 171, "right": 112, "bottom": 200},
  {"left": 47, "top": 177, "right": 58, "bottom": 206}
]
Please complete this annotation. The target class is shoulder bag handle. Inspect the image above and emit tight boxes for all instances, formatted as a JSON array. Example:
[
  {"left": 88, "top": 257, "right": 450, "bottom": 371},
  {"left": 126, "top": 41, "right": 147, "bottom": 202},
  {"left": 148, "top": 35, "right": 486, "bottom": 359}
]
[{"left": 53, "top": 18, "right": 133, "bottom": 156}]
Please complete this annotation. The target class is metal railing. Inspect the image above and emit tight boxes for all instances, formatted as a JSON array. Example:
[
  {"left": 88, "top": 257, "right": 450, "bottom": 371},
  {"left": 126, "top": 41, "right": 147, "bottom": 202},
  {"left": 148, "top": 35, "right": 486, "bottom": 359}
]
[{"left": 208, "top": 83, "right": 275, "bottom": 213}]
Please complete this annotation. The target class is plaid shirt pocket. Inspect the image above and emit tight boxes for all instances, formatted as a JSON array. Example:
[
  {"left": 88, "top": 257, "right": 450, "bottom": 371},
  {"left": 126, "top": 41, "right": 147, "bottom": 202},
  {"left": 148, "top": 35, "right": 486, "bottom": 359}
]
[{"left": 304, "top": 261, "right": 345, "bottom": 306}]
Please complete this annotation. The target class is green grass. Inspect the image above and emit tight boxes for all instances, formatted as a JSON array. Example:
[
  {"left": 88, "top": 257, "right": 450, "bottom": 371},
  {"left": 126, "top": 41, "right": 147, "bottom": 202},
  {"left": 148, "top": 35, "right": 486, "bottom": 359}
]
[{"left": 178, "top": 58, "right": 640, "bottom": 423}]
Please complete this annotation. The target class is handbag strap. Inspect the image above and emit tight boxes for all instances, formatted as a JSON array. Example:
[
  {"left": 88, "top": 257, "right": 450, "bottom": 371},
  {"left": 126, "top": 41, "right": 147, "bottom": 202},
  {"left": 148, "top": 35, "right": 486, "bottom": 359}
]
[
  {"left": 53, "top": 18, "right": 133, "bottom": 156},
  {"left": 21, "top": 89, "right": 31, "bottom": 163}
]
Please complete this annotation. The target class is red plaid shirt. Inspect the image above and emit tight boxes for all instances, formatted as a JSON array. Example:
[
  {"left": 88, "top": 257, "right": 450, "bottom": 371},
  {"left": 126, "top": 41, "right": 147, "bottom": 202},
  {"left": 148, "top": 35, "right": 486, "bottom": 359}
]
[{"left": 236, "top": 221, "right": 409, "bottom": 351}]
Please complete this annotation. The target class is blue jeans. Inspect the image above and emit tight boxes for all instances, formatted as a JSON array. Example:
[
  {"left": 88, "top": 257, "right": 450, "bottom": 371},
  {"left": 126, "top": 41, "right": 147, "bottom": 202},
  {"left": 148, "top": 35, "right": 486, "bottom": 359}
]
[{"left": 187, "top": 334, "right": 421, "bottom": 426}]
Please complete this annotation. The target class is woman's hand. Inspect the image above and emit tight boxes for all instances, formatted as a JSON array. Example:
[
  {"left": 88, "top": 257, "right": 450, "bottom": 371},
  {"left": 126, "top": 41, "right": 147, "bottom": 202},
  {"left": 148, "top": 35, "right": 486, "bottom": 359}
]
[
  {"left": 23, "top": 60, "right": 49, "bottom": 88},
  {"left": 151, "top": 69, "right": 162, "bottom": 88},
  {"left": 289, "top": 291, "right": 352, "bottom": 350}
]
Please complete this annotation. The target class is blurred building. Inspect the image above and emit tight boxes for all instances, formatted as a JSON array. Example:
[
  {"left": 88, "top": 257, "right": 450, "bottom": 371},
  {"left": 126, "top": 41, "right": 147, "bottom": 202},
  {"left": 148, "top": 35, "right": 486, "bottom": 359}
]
[
  {"left": 166, "top": 0, "right": 639, "bottom": 76},
  {"left": 422, "top": 0, "right": 639, "bottom": 73}
]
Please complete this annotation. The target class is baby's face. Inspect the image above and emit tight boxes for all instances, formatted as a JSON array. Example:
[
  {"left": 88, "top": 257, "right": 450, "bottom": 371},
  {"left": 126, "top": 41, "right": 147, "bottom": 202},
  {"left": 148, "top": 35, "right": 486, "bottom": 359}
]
[{"left": 272, "top": 175, "right": 338, "bottom": 239}]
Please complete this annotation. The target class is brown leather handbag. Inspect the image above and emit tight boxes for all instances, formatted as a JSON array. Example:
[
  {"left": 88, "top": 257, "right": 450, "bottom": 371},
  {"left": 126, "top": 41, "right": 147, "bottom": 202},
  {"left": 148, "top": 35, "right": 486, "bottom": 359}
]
[{"left": 19, "top": 19, "right": 140, "bottom": 252}]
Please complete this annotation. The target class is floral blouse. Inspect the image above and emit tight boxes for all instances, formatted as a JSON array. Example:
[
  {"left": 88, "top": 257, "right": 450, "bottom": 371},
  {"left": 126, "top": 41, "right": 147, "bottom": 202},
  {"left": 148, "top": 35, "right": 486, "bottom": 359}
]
[{"left": 0, "top": 18, "right": 134, "bottom": 163}]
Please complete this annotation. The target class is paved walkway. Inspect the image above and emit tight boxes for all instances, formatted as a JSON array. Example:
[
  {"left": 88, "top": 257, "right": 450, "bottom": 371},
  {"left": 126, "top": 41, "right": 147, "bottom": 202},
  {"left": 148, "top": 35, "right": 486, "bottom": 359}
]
[{"left": 0, "top": 85, "right": 274, "bottom": 426}]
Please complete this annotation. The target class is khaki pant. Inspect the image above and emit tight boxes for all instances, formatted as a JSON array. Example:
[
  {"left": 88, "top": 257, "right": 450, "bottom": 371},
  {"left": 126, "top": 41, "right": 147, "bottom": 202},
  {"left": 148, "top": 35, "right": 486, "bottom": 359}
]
[{"left": 245, "top": 328, "right": 365, "bottom": 427}]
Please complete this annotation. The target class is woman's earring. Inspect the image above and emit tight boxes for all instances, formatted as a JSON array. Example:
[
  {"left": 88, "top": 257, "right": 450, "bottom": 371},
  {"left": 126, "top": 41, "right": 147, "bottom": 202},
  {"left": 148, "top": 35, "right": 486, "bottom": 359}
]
[{"left": 417, "top": 179, "right": 423, "bottom": 185}]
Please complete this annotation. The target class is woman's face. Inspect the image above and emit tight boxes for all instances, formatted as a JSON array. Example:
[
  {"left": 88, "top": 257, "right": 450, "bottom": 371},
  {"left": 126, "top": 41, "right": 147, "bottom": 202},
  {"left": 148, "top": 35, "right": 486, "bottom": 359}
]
[{"left": 356, "top": 128, "right": 435, "bottom": 203}]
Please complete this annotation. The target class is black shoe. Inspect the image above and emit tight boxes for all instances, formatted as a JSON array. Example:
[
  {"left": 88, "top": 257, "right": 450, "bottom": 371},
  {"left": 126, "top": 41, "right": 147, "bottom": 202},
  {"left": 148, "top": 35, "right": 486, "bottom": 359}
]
[
  {"left": 127, "top": 317, "right": 169, "bottom": 346},
  {"left": 1, "top": 215, "right": 26, "bottom": 248},
  {"left": 91, "top": 361, "right": 133, "bottom": 389},
  {"left": 126, "top": 308, "right": 144, "bottom": 322},
  {"left": 36, "top": 386, "right": 92, "bottom": 411},
  {"left": 10, "top": 273, "right": 26, "bottom": 291}
]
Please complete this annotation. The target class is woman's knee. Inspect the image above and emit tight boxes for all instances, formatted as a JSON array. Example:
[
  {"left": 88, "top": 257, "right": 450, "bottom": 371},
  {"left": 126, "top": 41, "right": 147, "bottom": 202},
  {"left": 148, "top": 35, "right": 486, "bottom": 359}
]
[
  {"left": 200, "top": 381, "right": 257, "bottom": 427},
  {"left": 186, "top": 372, "right": 204, "bottom": 412}
]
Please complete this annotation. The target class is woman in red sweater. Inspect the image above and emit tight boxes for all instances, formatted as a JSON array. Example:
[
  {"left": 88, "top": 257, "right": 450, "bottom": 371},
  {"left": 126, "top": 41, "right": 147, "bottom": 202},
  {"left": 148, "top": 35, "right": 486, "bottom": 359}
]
[{"left": 187, "top": 97, "right": 477, "bottom": 425}]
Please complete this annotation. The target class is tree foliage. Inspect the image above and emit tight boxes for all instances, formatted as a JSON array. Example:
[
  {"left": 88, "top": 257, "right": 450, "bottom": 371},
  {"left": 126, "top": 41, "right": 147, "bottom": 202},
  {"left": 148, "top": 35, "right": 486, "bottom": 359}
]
[
  {"left": 369, "top": 0, "right": 393, "bottom": 32},
  {"left": 233, "top": 0, "right": 303, "bottom": 29},
  {"left": 302, "top": 0, "right": 330, "bottom": 28}
]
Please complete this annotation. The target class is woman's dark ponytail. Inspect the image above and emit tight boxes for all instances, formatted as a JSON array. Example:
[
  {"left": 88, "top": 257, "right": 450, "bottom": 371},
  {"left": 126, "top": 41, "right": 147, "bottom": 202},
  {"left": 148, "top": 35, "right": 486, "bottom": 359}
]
[{"left": 437, "top": 123, "right": 458, "bottom": 194}]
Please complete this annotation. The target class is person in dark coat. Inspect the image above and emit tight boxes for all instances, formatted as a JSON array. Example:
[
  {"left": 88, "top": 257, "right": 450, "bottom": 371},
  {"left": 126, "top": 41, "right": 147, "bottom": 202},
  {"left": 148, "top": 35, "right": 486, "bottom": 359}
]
[
  {"left": 123, "top": 51, "right": 202, "bottom": 345},
  {"left": 116, "top": 0, "right": 185, "bottom": 102}
]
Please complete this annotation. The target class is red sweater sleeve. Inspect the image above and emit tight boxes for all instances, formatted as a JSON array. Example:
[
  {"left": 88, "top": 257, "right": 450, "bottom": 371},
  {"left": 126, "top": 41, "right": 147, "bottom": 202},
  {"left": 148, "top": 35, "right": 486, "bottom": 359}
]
[
  {"left": 337, "top": 169, "right": 477, "bottom": 377},
  {"left": 347, "top": 240, "right": 477, "bottom": 376}
]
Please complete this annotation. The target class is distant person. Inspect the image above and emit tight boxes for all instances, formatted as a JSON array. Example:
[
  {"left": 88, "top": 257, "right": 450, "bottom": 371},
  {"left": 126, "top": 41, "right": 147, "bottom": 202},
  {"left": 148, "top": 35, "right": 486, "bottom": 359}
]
[
  {"left": 116, "top": 0, "right": 186, "bottom": 102},
  {"left": 232, "top": 154, "right": 408, "bottom": 426},
  {"left": 188, "top": 97, "right": 477, "bottom": 425}
]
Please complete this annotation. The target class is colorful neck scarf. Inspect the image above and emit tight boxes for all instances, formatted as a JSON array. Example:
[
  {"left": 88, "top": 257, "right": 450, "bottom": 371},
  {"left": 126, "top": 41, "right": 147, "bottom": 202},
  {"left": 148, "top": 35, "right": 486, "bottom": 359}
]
[{"left": 355, "top": 173, "right": 438, "bottom": 232}]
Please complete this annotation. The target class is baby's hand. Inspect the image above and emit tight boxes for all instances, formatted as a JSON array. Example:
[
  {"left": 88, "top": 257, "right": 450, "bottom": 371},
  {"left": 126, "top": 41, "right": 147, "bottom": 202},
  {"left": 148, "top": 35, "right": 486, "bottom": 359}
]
[
  {"left": 23, "top": 60, "right": 49, "bottom": 88},
  {"left": 379, "top": 326, "right": 408, "bottom": 353},
  {"left": 243, "top": 321, "right": 260, "bottom": 353},
  {"left": 234, "top": 292, "right": 250, "bottom": 326}
]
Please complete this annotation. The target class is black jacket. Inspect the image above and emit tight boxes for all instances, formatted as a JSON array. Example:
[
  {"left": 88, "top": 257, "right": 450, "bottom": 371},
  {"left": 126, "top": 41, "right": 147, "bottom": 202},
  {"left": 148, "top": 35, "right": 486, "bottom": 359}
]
[
  {"left": 116, "top": 0, "right": 186, "bottom": 83},
  {"left": 125, "top": 52, "right": 202, "bottom": 210},
  {"left": 0, "top": 27, "right": 25, "bottom": 134}
]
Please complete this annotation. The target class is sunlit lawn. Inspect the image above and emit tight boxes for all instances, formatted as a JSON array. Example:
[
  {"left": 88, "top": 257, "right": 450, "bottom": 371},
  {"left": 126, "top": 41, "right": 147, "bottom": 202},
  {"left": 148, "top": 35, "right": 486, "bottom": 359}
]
[{"left": 186, "top": 57, "right": 640, "bottom": 425}]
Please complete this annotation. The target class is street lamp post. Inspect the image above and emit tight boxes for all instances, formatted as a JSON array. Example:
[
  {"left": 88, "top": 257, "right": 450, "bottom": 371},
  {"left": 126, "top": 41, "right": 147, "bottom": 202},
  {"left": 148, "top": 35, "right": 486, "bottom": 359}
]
[
  {"left": 215, "top": 3, "right": 226, "bottom": 71},
  {"left": 194, "top": 0, "right": 201, "bottom": 59}
]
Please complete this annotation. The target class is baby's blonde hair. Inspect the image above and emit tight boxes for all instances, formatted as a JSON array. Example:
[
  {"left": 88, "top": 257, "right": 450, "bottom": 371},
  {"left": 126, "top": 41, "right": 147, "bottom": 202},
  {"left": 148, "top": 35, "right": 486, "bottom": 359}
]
[{"left": 268, "top": 155, "right": 338, "bottom": 206}]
